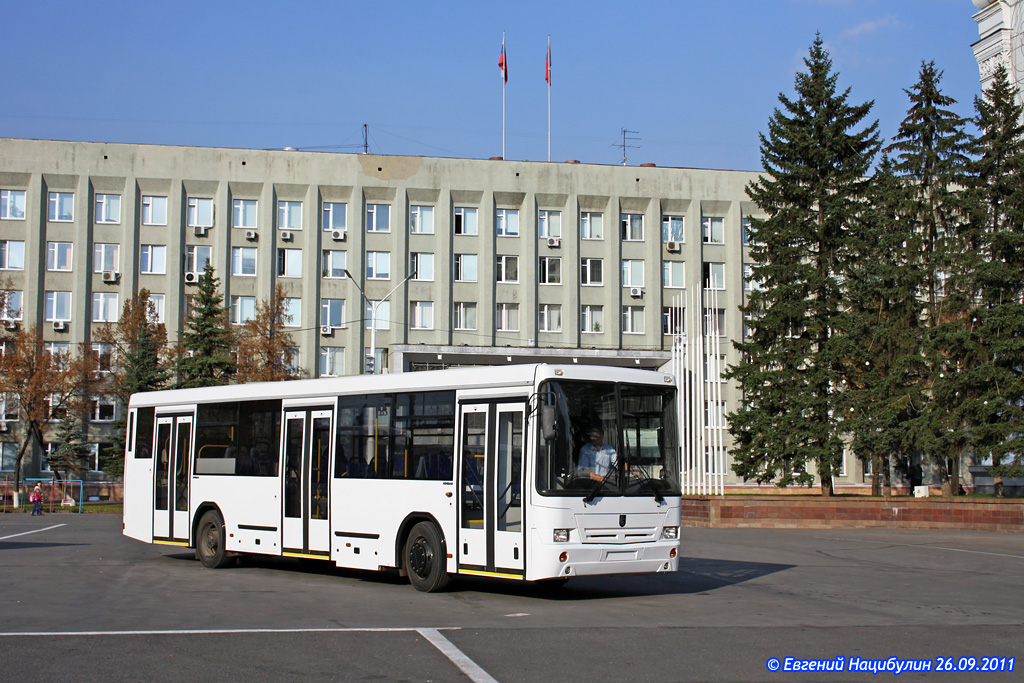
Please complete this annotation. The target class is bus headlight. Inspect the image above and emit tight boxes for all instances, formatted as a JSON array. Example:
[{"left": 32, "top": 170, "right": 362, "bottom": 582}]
[
  {"left": 662, "top": 526, "right": 679, "bottom": 540},
  {"left": 553, "top": 529, "right": 571, "bottom": 543}
]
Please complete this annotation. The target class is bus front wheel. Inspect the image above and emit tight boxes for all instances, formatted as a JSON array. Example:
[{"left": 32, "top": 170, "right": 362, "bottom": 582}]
[
  {"left": 404, "top": 522, "right": 450, "bottom": 592},
  {"left": 196, "top": 510, "right": 234, "bottom": 569}
]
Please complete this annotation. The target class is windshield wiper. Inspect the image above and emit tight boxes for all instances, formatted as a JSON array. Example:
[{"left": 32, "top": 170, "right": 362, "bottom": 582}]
[
  {"left": 629, "top": 464, "right": 665, "bottom": 503},
  {"left": 583, "top": 472, "right": 613, "bottom": 503}
]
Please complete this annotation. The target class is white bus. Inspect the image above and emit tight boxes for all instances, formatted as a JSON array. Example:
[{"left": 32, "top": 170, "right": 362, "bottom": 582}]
[{"left": 123, "top": 364, "right": 681, "bottom": 591}]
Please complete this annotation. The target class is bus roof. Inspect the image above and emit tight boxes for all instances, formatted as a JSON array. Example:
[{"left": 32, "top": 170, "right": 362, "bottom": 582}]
[{"left": 127, "top": 364, "right": 674, "bottom": 409}]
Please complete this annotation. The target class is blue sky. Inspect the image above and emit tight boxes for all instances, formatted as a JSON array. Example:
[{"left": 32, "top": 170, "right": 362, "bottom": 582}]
[{"left": 2, "top": 0, "right": 986, "bottom": 171}]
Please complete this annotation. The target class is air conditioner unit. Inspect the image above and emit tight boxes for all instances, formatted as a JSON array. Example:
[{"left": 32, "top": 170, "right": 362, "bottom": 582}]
[
  {"left": 320, "top": 326, "right": 333, "bottom": 336},
  {"left": 184, "top": 271, "right": 199, "bottom": 284},
  {"left": 546, "top": 237, "right": 561, "bottom": 248},
  {"left": 281, "top": 231, "right": 294, "bottom": 242},
  {"left": 245, "top": 230, "right": 258, "bottom": 241},
  {"left": 193, "top": 226, "right": 209, "bottom": 237},
  {"left": 629, "top": 287, "right": 644, "bottom": 298},
  {"left": 2, "top": 319, "right": 16, "bottom": 330},
  {"left": 102, "top": 270, "right": 120, "bottom": 283},
  {"left": 331, "top": 229, "right": 346, "bottom": 242},
  {"left": 52, "top": 320, "right": 68, "bottom": 332},
  {"left": 666, "top": 241, "right": 682, "bottom": 253}
]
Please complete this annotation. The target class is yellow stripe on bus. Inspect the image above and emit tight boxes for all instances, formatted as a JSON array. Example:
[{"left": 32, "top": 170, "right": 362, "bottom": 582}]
[
  {"left": 153, "top": 540, "right": 190, "bottom": 547},
  {"left": 458, "top": 568, "right": 524, "bottom": 580},
  {"left": 282, "top": 551, "right": 329, "bottom": 560}
]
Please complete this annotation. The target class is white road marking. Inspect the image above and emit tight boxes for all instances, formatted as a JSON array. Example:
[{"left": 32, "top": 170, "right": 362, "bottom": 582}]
[
  {"left": 0, "top": 524, "right": 66, "bottom": 541},
  {"left": 0, "top": 627, "right": 451, "bottom": 637},
  {"left": 417, "top": 627, "right": 499, "bottom": 683},
  {"left": 818, "top": 535, "right": 1024, "bottom": 560}
]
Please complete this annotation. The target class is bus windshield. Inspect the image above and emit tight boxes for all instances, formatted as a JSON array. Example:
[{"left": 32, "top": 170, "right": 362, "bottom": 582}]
[{"left": 535, "top": 379, "right": 680, "bottom": 497}]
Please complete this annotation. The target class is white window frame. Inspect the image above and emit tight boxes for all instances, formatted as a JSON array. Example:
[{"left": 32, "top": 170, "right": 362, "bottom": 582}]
[
  {"left": 581, "top": 258, "right": 603, "bottom": 286},
  {"left": 1, "top": 190, "right": 27, "bottom": 220},
  {"left": 410, "top": 301, "right": 434, "bottom": 330},
  {"left": 580, "top": 211, "right": 603, "bottom": 240},
  {"left": 140, "top": 245, "right": 167, "bottom": 275},
  {"left": 142, "top": 195, "right": 168, "bottom": 226},
  {"left": 278, "top": 200, "right": 302, "bottom": 230},
  {"left": 48, "top": 192, "right": 74, "bottom": 222},
  {"left": 90, "top": 396, "right": 117, "bottom": 423},
  {"left": 704, "top": 262, "right": 726, "bottom": 290},
  {"left": 283, "top": 297, "right": 301, "bottom": 327},
  {"left": 453, "top": 302, "right": 477, "bottom": 331},
  {"left": 366, "top": 204, "right": 390, "bottom": 233},
  {"left": 410, "top": 252, "right": 434, "bottom": 281},
  {"left": 662, "top": 215, "right": 685, "bottom": 243},
  {"left": 45, "top": 291, "right": 72, "bottom": 322},
  {"left": 1, "top": 290, "right": 22, "bottom": 321},
  {"left": 95, "top": 194, "right": 121, "bottom": 224},
  {"left": 366, "top": 251, "right": 391, "bottom": 280},
  {"left": 93, "top": 243, "right": 120, "bottom": 273},
  {"left": 496, "top": 302, "right": 520, "bottom": 332},
  {"left": 454, "top": 254, "right": 478, "bottom": 282},
  {"left": 410, "top": 205, "right": 434, "bottom": 235},
  {"left": 663, "top": 261, "right": 686, "bottom": 288},
  {"left": 454, "top": 207, "right": 478, "bottom": 235},
  {"left": 365, "top": 301, "right": 390, "bottom": 330},
  {"left": 320, "top": 298, "right": 346, "bottom": 328},
  {"left": 1, "top": 240, "right": 26, "bottom": 270},
  {"left": 46, "top": 242, "right": 74, "bottom": 271},
  {"left": 186, "top": 245, "right": 212, "bottom": 274},
  {"left": 230, "top": 295, "right": 257, "bottom": 325},
  {"left": 231, "top": 246, "right": 258, "bottom": 277},
  {"left": 539, "top": 303, "right": 562, "bottom": 333},
  {"left": 662, "top": 307, "right": 685, "bottom": 336},
  {"left": 277, "top": 248, "right": 303, "bottom": 278},
  {"left": 149, "top": 293, "right": 166, "bottom": 324},
  {"left": 538, "top": 210, "right": 561, "bottom": 238},
  {"left": 702, "top": 216, "right": 725, "bottom": 244},
  {"left": 581, "top": 305, "right": 604, "bottom": 334},
  {"left": 92, "top": 292, "right": 120, "bottom": 323},
  {"left": 187, "top": 197, "right": 214, "bottom": 228},
  {"left": 321, "top": 250, "right": 347, "bottom": 279},
  {"left": 621, "top": 213, "right": 644, "bottom": 241},
  {"left": 496, "top": 255, "right": 519, "bottom": 284},
  {"left": 622, "top": 259, "right": 645, "bottom": 288},
  {"left": 320, "top": 346, "right": 345, "bottom": 377},
  {"left": 496, "top": 208, "right": 520, "bottom": 237},
  {"left": 323, "top": 202, "right": 347, "bottom": 232},
  {"left": 232, "top": 199, "right": 258, "bottom": 229},
  {"left": 539, "top": 256, "right": 562, "bottom": 285},
  {"left": 622, "top": 305, "right": 645, "bottom": 335}
]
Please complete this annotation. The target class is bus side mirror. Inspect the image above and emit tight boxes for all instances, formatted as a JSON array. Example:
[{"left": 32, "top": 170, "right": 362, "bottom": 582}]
[{"left": 540, "top": 405, "right": 558, "bottom": 441}]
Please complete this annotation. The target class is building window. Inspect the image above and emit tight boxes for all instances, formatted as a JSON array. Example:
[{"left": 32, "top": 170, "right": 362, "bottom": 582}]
[
  {"left": 496, "top": 208, "right": 519, "bottom": 237},
  {"left": 410, "top": 252, "right": 434, "bottom": 281},
  {"left": 1, "top": 291, "right": 22, "bottom": 321},
  {"left": 580, "top": 258, "right": 603, "bottom": 286},
  {"left": 92, "top": 292, "right": 119, "bottom": 322},
  {"left": 0, "top": 241, "right": 25, "bottom": 270},
  {"left": 283, "top": 298, "right": 301, "bottom": 327},
  {"left": 581, "top": 305, "right": 604, "bottom": 333},
  {"left": 621, "top": 213, "right": 644, "bottom": 241},
  {"left": 663, "top": 261, "right": 685, "bottom": 288},
  {"left": 410, "top": 301, "right": 434, "bottom": 329},
  {"left": 231, "top": 247, "right": 257, "bottom": 276},
  {"left": 46, "top": 242, "right": 73, "bottom": 271},
  {"left": 1, "top": 190, "right": 27, "bottom": 220},
  {"left": 323, "top": 202, "right": 347, "bottom": 232},
  {"left": 742, "top": 217, "right": 752, "bottom": 246},
  {"left": 742, "top": 263, "right": 763, "bottom": 292},
  {"left": 366, "top": 204, "right": 390, "bottom": 233},
  {"left": 702, "top": 216, "right": 725, "bottom": 244},
  {"left": 496, "top": 303, "right": 519, "bottom": 331},
  {"left": 150, "top": 293, "right": 166, "bottom": 323},
  {"left": 278, "top": 200, "right": 302, "bottom": 230},
  {"left": 93, "top": 243, "right": 120, "bottom": 273},
  {"left": 186, "top": 245, "right": 212, "bottom": 274},
  {"left": 454, "top": 254, "right": 478, "bottom": 282},
  {"left": 321, "top": 298, "right": 346, "bottom": 327},
  {"left": 140, "top": 245, "right": 167, "bottom": 274},
  {"left": 321, "top": 250, "right": 347, "bottom": 279},
  {"left": 232, "top": 199, "right": 258, "bottom": 229},
  {"left": 538, "top": 210, "right": 561, "bottom": 238},
  {"left": 410, "top": 205, "right": 434, "bottom": 235},
  {"left": 45, "top": 292, "right": 72, "bottom": 322},
  {"left": 622, "top": 306, "right": 645, "bottom": 334},
  {"left": 539, "top": 304, "right": 562, "bottom": 333},
  {"left": 44, "top": 341, "right": 71, "bottom": 358},
  {"left": 365, "top": 301, "right": 390, "bottom": 330},
  {"left": 187, "top": 197, "right": 214, "bottom": 228},
  {"left": 454, "top": 207, "right": 478, "bottom": 235},
  {"left": 230, "top": 295, "right": 256, "bottom": 325},
  {"left": 663, "top": 307, "right": 685, "bottom": 335},
  {"left": 704, "top": 308, "right": 726, "bottom": 337},
  {"left": 320, "top": 346, "right": 345, "bottom": 377},
  {"left": 366, "top": 251, "right": 390, "bottom": 280},
  {"left": 1, "top": 393, "right": 19, "bottom": 421},
  {"left": 453, "top": 302, "right": 477, "bottom": 330},
  {"left": 496, "top": 255, "right": 519, "bottom": 283},
  {"left": 662, "top": 215, "right": 684, "bottom": 242},
  {"left": 1, "top": 443, "right": 17, "bottom": 471},
  {"left": 622, "top": 259, "right": 644, "bottom": 288},
  {"left": 48, "top": 192, "right": 74, "bottom": 222},
  {"left": 581, "top": 211, "right": 603, "bottom": 240},
  {"left": 703, "top": 262, "right": 726, "bottom": 290},
  {"left": 142, "top": 195, "right": 168, "bottom": 226},
  {"left": 277, "top": 248, "right": 303, "bottom": 278},
  {"left": 539, "top": 257, "right": 561, "bottom": 285},
  {"left": 95, "top": 194, "right": 121, "bottom": 224},
  {"left": 90, "top": 396, "right": 117, "bottom": 423}
]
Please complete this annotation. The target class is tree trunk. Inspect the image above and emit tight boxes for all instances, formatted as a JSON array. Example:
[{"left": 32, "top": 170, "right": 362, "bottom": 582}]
[{"left": 820, "top": 474, "right": 834, "bottom": 497}]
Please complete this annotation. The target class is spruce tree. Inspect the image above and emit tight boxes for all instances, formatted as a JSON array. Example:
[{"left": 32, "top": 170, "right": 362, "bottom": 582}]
[
  {"left": 176, "top": 262, "right": 236, "bottom": 388},
  {"left": 49, "top": 412, "right": 91, "bottom": 480},
  {"left": 968, "top": 64, "right": 1024, "bottom": 492},
  {"left": 886, "top": 61, "right": 974, "bottom": 496},
  {"left": 727, "top": 35, "right": 880, "bottom": 495}
]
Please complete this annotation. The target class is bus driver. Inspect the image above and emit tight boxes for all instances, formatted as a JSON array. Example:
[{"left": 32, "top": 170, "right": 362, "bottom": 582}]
[{"left": 577, "top": 426, "right": 617, "bottom": 481}]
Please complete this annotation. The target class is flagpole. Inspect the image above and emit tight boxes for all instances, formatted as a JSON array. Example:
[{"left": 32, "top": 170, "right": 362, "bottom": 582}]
[
  {"left": 547, "top": 35, "right": 551, "bottom": 162},
  {"left": 502, "top": 31, "right": 506, "bottom": 160}
]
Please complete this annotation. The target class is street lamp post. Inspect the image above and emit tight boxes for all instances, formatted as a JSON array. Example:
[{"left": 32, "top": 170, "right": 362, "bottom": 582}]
[{"left": 344, "top": 268, "right": 416, "bottom": 374}]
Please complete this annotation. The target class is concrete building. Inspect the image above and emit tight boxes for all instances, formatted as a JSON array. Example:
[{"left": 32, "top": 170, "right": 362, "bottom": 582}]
[
  {"left": 1, "top": 137, "right": 890, "bottom": 492},
  {"left": 972, "top": 0, "right": 1024, "bottom": 101}
]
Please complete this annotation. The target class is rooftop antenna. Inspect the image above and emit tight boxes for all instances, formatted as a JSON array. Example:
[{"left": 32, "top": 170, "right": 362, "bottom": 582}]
[
  {"left": 614, "top": 128, "right": 640, "bottom": 165},
  {"left": 362, "top": 124, "right": 369, "bottom": 154}
]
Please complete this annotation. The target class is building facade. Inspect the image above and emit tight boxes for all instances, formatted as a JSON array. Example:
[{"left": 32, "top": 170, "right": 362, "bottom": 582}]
[{"left": 0, "top": 137, "right": 882, "bottom": 490}]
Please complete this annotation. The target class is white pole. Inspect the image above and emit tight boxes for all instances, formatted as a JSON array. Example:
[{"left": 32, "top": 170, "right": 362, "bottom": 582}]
[
  {"left": 547, "top": 34, "right": 551, "bottom": 162},
  {"left": 502, "top": 31, "right": 506, "bottom": 160}
]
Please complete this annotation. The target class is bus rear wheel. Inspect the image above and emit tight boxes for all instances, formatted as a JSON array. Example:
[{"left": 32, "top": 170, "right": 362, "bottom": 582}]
[
  {"left": 196, "top": 510, "right": 234, "bottom": 568},
  {"left": 404, "top": 522, "right": 450, "bottom": 592}
]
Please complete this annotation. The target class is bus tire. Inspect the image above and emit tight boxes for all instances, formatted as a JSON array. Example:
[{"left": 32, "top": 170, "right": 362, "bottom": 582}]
[
  {"left": 404, "top": 521, "right": 450, "bottom": 592},
  {"left": 196, "top": 510, "right": 233, "bottom": 569}
]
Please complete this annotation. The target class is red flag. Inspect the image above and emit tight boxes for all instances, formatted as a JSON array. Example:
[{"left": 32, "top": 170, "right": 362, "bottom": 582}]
[
  {"left": 545, "top": 45, "right": 551, "bottom": 85},
  {"left": 499, "top": 43, "right": 508, "bottom": 83}
]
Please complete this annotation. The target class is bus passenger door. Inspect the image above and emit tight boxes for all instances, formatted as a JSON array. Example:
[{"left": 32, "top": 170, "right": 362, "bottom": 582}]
[
  {"left": 282, "top": 407, "right": 333, "bottom": 558},
  {"left": 458, "top": 402, "right": 526, "bottom": 577},
  {"left": 153, "top": 413, "right": 194, "bottom": 543}
]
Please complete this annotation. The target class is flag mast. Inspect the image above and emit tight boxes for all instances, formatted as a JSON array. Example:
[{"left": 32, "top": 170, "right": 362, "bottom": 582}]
[
  {"left": 546, "top": 35, "right": 551, "bottom": 162},
  {"left": 499, "top": 31, "right": 507, "bottom": 160}
]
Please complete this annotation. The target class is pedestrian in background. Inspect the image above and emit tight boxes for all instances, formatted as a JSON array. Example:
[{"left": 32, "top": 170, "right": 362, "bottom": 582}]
[{"left": 30, "top": 484, "right": 43, "bottom": 516}]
